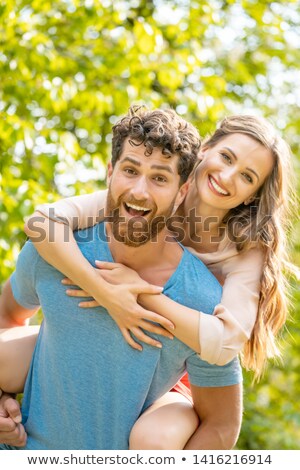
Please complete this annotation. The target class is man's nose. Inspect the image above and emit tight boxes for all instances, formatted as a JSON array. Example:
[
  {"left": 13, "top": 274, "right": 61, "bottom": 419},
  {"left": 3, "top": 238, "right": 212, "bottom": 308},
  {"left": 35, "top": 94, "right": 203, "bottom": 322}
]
[{"left": 130, "top": 176, "right": 150, "bottom": 199}]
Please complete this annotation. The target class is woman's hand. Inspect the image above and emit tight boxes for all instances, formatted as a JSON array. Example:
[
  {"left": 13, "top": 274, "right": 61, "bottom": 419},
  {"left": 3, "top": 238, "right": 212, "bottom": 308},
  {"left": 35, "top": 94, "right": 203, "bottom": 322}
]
[
  {"left": 62, "top": 262, "right": 175, "bottom": 351},
  {"left": 94, "top": 260, "right": 144, "bottom": 285}
]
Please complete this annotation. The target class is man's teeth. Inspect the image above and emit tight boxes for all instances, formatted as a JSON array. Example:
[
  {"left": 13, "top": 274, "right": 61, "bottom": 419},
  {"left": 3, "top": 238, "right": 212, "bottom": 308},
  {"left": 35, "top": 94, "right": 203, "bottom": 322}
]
[
  {"left": 126, "top": 203, "right": 150, "bottom": 212},
  {"left": 209, "top": 177, "right": 229, "bottom": 195}
]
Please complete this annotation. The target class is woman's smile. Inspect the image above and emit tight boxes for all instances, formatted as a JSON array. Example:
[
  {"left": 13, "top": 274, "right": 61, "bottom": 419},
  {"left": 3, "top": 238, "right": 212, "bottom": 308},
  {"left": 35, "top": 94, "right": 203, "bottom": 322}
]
[{"left": 208, "top": 175, "right": 230, "bottom": 197}]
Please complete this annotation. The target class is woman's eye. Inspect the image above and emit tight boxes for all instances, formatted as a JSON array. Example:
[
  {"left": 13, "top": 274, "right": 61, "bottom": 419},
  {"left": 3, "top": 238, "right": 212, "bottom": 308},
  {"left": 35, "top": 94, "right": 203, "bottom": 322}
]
[
  {"left": 242, "top": 173, "right": 253, "bottom": 183},
  {"left": 221, "top": 153, "right": 231, "bottom": 163}
]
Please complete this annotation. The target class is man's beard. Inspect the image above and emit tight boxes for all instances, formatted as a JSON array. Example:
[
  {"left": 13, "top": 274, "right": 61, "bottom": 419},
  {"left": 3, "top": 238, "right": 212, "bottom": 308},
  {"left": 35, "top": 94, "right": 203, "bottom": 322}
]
[{"left": 105, "top": 189, "right": 176, "bottom": 247}]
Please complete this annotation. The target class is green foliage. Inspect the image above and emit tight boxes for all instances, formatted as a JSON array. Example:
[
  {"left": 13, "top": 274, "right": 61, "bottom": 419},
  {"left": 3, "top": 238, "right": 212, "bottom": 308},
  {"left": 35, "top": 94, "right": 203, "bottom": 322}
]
[
  {"left": 237, "top": 282, "right": 300, "bottom": 449},
  {"left": 0, "top": 0, "right": 299, "bottom": 449}
]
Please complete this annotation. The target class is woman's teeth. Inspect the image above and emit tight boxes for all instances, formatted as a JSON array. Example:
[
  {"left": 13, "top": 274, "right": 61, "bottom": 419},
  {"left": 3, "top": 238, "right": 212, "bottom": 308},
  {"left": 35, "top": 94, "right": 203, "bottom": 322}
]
[{"left": 209, "top": 176, "right": 229, "bottom": 195}]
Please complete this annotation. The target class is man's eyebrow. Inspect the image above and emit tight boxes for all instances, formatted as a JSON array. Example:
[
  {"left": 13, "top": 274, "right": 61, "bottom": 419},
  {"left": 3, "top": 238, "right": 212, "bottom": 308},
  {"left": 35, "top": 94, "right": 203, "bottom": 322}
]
[
  {"left": 151, "top": 164, "right": 174, "bottom": 175},
  {"left": 120, "top": 156, "right": 141, "bottom": 166},
  {"left": 120, "top": 157, "right": 174, "bottom": 174},
  {"left": 224, "top": 146, "right": 259, "bottom": 181}
]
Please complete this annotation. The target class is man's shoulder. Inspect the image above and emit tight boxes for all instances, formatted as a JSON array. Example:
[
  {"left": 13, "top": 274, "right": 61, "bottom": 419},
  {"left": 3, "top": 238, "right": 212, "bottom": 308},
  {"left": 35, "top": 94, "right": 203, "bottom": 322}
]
[
  {"left": 181, "top": 246, "right": 222, "bottom": 285},
  {"left": 73, "top": 222, "right": 105, "bottom": 244},
  {"left": 16, "top": 239, "right": 40, "bottom": 265}
]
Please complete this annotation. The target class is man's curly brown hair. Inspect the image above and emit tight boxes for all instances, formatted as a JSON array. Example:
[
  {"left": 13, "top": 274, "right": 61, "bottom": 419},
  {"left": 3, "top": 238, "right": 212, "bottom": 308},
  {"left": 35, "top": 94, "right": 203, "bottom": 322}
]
[{"left": 111, "top": 105, "right": 201, "bottom": 184}]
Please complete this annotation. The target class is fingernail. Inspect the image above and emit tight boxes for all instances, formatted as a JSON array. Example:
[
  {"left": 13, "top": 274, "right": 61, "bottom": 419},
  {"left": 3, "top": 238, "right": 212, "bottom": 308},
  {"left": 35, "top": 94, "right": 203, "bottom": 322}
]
[
  {"left": 169, "top": 324, "right": 175, "bottom": 330},
  {"left": 156, "top": 344, "right": 162, "bottom": 348},
  {"left": 14, "top": 415, "right": 22, "bottom": 424}
]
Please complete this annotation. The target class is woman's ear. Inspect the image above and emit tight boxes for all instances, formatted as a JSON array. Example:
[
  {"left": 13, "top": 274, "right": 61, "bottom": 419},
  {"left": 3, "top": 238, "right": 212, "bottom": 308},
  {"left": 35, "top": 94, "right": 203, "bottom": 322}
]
[
  {"left": 244, "top": 194, "right": 256, "bottom": 205},
  {"left": 198, "top": 145, "right": 209, "bottom": 162}
]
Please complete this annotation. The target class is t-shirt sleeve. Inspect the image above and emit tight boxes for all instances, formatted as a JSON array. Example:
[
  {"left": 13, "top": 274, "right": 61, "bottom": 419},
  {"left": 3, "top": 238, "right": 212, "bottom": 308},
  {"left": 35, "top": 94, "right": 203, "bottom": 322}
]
[
  {"left": 199, "top": 247, "right": 264, "bottom": 366},
  {"left": 35, "top": 190, "right": 108, "bottom": 230},
  {"left": 10, "top": 241, "right": 40, "bottom": 309},
  {"left": 186, "top": 353, "right": 242, "bottom": 387}
]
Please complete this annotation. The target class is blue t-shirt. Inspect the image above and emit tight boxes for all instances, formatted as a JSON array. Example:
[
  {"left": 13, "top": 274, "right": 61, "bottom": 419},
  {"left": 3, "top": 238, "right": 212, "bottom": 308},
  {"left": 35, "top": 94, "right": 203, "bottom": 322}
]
[{"left": 4, "top": 223, "right": 242, "bottom": 450}]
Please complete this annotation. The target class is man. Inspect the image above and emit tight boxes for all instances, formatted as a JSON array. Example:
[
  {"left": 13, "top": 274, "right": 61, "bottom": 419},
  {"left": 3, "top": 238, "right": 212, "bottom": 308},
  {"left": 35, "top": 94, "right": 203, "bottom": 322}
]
[{"left": 0, "top": 106, "right": 242, "bottom": 449}]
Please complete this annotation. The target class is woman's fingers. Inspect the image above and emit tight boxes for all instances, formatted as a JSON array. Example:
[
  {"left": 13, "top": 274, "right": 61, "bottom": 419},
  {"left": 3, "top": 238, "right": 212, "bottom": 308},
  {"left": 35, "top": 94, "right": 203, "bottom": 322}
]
[
  {"left": 139, "top": 320, "right": 174, "bottom": 339},
  {"left": 64, "top": 288, "right": 100, "bottom": 307},
  {"left": 95, "top": 260, "right": 121, "bottom": 270},
  {"left": 130, "top": 327, "right": 163, "bottom": 349},
  {"left": 79, "top": 300, "right": 100, "bottom": 308},
  {"left": 136, "top": 308, "right": 175, "bottom": 331},
  {"left": 131, "top": 283, "right": 163, "bottom": 295},
  {"left": 66, "top": 289, "right": 90, "bottom": 297},
  {"left": 61, "top": 278, "right": 76, "bottom": 285},
  {"left": 120, "top": 329, "right": 143, "bottom": 351}
]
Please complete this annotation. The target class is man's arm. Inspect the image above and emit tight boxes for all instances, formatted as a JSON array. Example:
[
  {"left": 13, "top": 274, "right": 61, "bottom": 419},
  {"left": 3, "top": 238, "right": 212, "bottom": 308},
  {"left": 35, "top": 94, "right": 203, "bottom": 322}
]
[
  {"left": 184, "top": 383, "right": 242, "bottom": 449},
  {"left": 0, "top": 325, "right": 40, "bottom": 393},
  {"left": 0, "top": 277, "right": 39, "bottom": 393},
  {"left": 0, "top": 279, "right": 39, "bottom": 328},
  {"left": 0, "top": 278, "right": 39, "bottom": 447}
]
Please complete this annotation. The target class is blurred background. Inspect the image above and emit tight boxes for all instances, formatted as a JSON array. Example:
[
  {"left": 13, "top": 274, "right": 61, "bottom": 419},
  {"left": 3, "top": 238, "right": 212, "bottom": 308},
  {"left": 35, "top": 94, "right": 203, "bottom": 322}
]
[{"left": 0, "top": 0, "right": 299, "bottom": 449}]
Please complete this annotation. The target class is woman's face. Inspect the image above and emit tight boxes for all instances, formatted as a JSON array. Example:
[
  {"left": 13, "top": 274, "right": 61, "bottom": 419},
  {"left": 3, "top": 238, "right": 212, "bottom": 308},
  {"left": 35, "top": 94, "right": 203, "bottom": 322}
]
[{"left": 193, "top": 133, "right": 274, "bottom": 212}]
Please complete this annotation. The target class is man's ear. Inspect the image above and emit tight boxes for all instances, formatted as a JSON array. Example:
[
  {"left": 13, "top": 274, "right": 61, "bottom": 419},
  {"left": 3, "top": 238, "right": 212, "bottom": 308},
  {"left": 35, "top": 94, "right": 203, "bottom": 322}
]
[
  {"left": 106, "top": 162, "right": 113, "bottom": 186},
  {"left": 173, "top": 179, "right": 190, "bottom": 213}
]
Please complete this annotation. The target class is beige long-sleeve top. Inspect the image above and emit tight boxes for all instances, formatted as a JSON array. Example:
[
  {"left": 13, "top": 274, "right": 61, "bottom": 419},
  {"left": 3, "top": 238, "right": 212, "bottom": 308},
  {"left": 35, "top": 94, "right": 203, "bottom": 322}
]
[{"left": 37, "top": 190, "right": 264, "bottom": 366}]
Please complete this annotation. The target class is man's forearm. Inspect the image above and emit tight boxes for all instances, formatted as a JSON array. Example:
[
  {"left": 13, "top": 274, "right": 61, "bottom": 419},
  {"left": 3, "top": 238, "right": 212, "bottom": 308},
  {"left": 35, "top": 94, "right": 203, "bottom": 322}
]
[
  {"left": 187, "top": 384, "right": 242, "bottom": 450},
  {"left": 184, "top": 422, "right": 237, "bottom": 450}
]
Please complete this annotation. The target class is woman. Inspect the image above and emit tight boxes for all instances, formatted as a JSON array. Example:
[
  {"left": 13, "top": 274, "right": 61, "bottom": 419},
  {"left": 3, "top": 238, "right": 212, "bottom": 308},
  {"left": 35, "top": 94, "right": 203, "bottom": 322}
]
[{"left": 0, "top": 111, "right": 297, "bottom": 449}]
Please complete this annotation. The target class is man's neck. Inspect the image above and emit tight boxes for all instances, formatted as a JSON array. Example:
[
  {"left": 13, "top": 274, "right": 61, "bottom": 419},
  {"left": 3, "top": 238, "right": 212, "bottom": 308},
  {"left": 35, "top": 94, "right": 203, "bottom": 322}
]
[{"left": 106, "top": 223, "right": 181, "bottom": 276}]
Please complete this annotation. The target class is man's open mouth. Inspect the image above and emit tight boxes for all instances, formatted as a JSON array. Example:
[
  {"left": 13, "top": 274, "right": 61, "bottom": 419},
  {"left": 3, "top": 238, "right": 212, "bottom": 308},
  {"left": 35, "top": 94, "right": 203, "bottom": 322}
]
[{"left": 124, "top": 202, "right": 152, "bottom": 217}]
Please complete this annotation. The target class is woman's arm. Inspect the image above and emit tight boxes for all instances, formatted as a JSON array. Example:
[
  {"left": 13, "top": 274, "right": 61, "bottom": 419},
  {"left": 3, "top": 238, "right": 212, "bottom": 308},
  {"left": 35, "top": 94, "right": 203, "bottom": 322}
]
[
  {"left": 0, "top": 326, "right": 39, "bottom": 393},
  {"left": 26, "top": 192, "right": 263, "bottom": 363},
  {"left": 140, "top": 247, "right": 264, "bottom": 364},
  {"left": 65, "top": 247, "right": 263, "bottom": 364},
  {"left": 24, "top": 191, "right": 112, "bottom": 306},
  {"left": 24, "top": 192, "right": 174, "bottom": 350}
]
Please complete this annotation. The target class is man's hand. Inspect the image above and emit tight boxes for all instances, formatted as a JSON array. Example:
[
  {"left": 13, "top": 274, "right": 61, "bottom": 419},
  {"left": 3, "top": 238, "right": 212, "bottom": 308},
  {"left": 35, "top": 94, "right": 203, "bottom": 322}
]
[{"left": 0, "top": 393, "right": 27, "bottom": 447}]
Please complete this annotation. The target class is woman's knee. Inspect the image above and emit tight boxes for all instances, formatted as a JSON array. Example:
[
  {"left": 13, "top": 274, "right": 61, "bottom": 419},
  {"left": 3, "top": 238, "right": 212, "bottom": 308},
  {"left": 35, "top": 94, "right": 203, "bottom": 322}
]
[
  {"left": 129, "top": 401, "right": 199, "bottom": 450},
  {"left": 129, "top": 419, "right": 177, "bottom": 450}
]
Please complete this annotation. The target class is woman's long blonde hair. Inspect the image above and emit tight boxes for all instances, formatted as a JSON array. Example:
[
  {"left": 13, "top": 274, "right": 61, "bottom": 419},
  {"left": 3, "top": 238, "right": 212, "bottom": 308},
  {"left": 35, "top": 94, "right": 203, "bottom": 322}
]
[{"left": 204, "top": 115, "right": 298, "bottom": 380}]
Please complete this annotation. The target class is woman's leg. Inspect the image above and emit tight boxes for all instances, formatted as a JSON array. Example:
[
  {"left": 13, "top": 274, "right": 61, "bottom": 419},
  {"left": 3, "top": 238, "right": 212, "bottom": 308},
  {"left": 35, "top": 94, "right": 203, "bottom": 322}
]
[
  {"left": 129, "top": 391, "right": 199, "bottom": 450},
  {"left": 0, "top": 325, "right": 40, "bottom": 393}
]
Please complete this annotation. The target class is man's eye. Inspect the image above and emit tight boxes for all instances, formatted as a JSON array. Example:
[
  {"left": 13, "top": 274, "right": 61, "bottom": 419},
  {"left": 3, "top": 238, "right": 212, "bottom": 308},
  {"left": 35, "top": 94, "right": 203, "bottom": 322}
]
[
  {"left": 124, "top": 168, "right": 137, "bottom": 175},
  {"left": 153, "top": 176, "right": 167, "bottom": 183},
  {"left": 221, "top": 153, "right": 231, "bottom": 163},
  {"left": 242, "top": 173, "right": 253, "bottom": 183}
]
